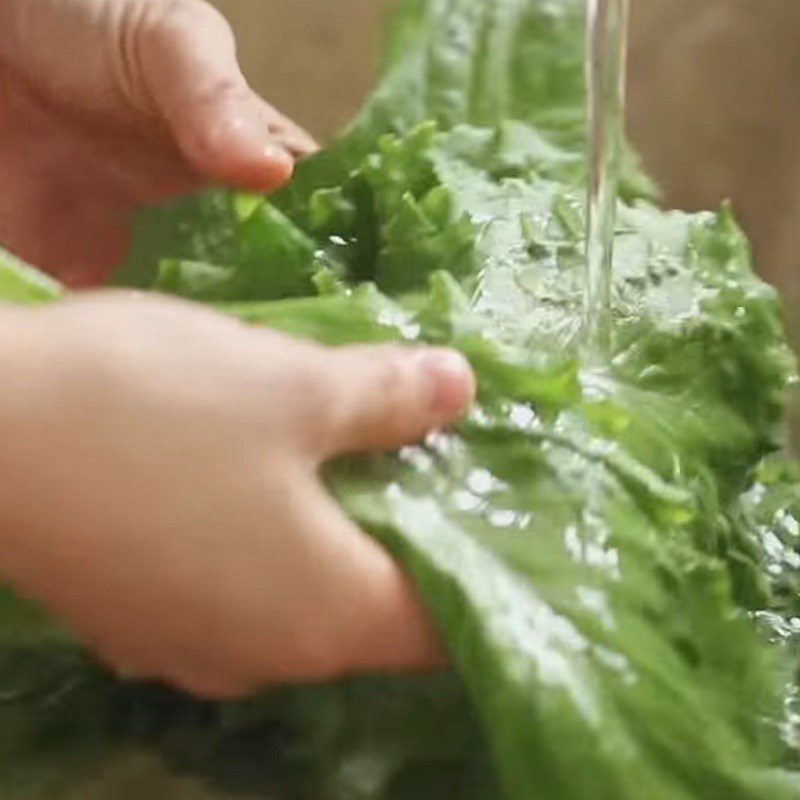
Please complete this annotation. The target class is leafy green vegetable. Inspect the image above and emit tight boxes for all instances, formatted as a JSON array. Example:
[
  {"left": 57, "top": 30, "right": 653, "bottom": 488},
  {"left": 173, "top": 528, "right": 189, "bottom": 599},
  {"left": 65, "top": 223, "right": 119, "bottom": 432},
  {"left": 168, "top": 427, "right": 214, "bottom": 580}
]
[
  {"left": 115, "top": 191, "right": 343, "bottom": 298},
  {"left": 1, "top": 0, "right": 799, "bottom": 798},
  {"left": 0, "top": 246, "right": 63, "bottom": 305}
]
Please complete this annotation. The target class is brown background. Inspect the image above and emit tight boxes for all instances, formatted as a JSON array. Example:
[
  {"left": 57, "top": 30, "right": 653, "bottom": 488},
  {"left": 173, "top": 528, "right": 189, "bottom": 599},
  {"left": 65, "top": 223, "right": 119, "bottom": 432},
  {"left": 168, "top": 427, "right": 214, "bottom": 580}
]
[{"left": 69, "top": 2, "right": 800, "bottom": 797}]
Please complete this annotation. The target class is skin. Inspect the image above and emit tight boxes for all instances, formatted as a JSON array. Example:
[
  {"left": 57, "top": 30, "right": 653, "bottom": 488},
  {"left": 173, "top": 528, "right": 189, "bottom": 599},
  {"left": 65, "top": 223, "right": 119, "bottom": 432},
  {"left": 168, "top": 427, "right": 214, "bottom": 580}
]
[{"left": 0, "top": 0, "right": 476, "bottom": 698}]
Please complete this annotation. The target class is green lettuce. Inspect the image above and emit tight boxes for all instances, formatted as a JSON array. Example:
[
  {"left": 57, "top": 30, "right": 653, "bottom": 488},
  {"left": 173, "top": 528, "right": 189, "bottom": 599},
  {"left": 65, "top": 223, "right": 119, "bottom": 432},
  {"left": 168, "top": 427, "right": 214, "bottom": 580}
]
[
  {"left": 0, "top": 246, "right": 63, "bottom": 305},
  {"left": 0, "top": 0, "right": 799, "bottom": 799}
]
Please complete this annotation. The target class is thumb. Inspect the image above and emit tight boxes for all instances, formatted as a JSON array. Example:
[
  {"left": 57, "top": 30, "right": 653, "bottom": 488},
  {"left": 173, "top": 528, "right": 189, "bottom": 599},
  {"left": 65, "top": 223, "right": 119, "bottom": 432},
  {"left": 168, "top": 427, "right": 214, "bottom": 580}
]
[
  {"left": 136, "top": 0, "right": 318, "bottom": 190},
  {"left": 302, "top": 344, "right": 476, "bottom": 458}
]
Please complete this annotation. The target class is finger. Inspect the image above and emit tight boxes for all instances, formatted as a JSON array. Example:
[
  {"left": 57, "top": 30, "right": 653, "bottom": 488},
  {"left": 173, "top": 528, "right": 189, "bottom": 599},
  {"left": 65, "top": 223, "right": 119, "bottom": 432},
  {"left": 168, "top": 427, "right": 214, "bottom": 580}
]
[
  {"left": 297, "top": 344, "right": 476, "bottom": 458},
  {"left": 243, "top": 478, "right": 446, "bottom": 686},
  {"left": 136, "top": 0, "right": 315, "bottom": 190},
  {"left": 254, "top": 97, "right": 320, "bottom": 159},
  {"left": 295, "top": 482, "right": 446, "bottom": 678},
  {"left": 167, "top": 477, "right": 442, "bottom": 695}
]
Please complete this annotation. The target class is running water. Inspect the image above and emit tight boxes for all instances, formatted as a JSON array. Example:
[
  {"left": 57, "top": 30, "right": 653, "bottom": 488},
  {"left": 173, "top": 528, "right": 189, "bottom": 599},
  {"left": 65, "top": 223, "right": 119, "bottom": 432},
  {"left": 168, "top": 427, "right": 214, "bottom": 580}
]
[{"left": 583, "top": 0, "right": 630, "bottom": 356}]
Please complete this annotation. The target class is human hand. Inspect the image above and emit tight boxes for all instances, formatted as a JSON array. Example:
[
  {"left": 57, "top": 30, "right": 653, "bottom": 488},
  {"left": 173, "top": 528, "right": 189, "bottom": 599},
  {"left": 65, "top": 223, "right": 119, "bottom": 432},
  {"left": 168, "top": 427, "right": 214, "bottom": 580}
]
[
  {"left": 0, "top": 0, "right": 317, "bottom": 287},
  {"left": 0, "top": 294, "right": 475, "bottom": 698}
]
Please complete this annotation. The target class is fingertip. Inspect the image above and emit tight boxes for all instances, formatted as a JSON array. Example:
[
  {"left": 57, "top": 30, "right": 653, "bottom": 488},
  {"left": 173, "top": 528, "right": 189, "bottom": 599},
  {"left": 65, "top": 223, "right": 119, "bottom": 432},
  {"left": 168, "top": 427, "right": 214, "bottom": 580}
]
[
  {"left": 193, "top": 135, "right": 295, "bottom": 192},
  {"left": 414, "top": 348, "right": 476, "bottom": 421},
  {"left": 306, "top": 344, "right": 475, "bottom": 458},
  {"left": 178, "top": 100, "right": 296, "bottom": 191},
  {"left": 270, "top": 125, "right": 322, "bottom": 160},
  {"left": 233, "top": 140, "right": 295, "bottom": 191}
]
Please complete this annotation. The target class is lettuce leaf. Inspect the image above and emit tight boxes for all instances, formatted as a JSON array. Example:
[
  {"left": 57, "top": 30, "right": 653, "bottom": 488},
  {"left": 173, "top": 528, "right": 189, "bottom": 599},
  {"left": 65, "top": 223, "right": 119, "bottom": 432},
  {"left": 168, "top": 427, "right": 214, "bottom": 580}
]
[
  {"left": 0, "top": 0, "right": 799, "bottom": 799},
  {"left": 0, "top": 246, "right": 63, "bottom": 305}
]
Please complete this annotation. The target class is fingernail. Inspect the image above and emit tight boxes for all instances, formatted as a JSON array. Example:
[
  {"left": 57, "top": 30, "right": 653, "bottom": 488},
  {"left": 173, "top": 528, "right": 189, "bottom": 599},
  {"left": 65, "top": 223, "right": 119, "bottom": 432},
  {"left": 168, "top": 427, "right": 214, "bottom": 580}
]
[
  {"left": 259, "top": 138, "right": 291, "bottom": 162},
  {"left": 221, "top": 103, "right": 294, "bottom": 180},
  {"left": 415, "top": 349, "right": 475, "bottom": 417},
  {"left": 229, "top": 113, "right": 289, "bottom": 160}
]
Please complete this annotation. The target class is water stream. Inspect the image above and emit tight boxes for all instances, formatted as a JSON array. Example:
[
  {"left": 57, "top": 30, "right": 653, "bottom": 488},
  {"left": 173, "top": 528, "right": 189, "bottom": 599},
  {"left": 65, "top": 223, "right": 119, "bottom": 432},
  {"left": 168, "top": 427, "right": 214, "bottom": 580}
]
[{"left": 583, "top": 0, "right": 630, "bottom": 356}]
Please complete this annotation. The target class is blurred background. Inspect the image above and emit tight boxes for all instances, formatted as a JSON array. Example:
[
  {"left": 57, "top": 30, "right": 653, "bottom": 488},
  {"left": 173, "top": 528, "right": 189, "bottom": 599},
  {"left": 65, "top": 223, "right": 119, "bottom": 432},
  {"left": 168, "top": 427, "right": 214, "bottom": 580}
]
[{"left": 68, "top": 1, "right": 800, "bottom": 797}]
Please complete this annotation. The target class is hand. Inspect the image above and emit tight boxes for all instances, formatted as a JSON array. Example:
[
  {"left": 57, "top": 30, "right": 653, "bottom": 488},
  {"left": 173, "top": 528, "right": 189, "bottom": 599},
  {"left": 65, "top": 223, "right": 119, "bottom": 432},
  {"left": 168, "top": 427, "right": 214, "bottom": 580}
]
[
  {"left": 0, "top": 0, "right": 317, "bottom": 287},
  {"left": 0, "top": 294, "right": 475, "bottom": 698}
]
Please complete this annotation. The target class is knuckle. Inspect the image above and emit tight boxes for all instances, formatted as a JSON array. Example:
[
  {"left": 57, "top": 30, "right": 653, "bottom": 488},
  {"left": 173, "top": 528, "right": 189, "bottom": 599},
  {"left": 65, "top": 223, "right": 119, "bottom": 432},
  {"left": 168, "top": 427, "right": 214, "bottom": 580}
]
[
  {"left": 375, "top": 348, "right": 408, "bottom": 396},
  {"left": 372, "top": 347, "right": 416, "bottom": 436},
  {"left": 287, "top": 361, "right": 340, "bottom": 449}
]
